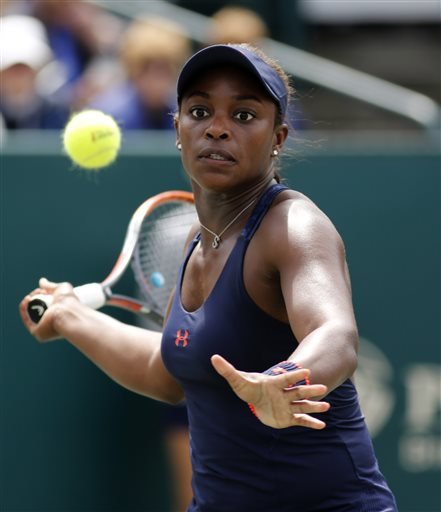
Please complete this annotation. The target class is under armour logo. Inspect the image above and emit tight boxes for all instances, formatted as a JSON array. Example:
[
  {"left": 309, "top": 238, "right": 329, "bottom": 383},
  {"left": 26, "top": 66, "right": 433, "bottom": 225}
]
[{"left": 175, "top": 329, "right": 189, "bottom": 347}]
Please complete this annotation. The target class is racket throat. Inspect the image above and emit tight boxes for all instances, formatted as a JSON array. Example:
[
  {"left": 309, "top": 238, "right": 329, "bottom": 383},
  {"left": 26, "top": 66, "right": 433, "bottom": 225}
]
[{"left": 106, "top": 293, "right": 163, "bottom": 326}]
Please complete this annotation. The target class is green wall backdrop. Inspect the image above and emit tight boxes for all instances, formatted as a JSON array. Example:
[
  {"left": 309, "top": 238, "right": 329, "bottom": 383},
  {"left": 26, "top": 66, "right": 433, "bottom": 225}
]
[{"left": 1, "top": 141, "right": 440, "bottom": 511}]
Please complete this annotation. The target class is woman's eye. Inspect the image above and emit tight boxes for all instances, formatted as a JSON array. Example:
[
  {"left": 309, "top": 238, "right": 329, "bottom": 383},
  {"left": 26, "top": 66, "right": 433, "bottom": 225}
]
[
  {"left": 190, "top": 107, "right": 209, "bottom": 119},
  {"left": 234, "top": 111, "right": 254, "bottom": 122}
]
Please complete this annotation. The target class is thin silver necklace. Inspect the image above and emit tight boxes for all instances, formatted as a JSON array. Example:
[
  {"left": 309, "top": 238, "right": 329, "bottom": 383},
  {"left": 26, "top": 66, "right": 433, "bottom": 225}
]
[{"left": 199, "top": 198, "right": 256, "bottom": 249}]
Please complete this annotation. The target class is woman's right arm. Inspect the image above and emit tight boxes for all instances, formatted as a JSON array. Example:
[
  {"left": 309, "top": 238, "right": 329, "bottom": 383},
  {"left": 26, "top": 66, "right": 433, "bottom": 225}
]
[{"left": 19, "top": 279, "right": 184, "bottom": 405}]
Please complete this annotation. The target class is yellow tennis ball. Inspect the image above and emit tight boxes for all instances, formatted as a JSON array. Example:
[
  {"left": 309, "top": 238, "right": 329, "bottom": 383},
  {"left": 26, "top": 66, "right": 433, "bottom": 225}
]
[{"left": 62, "top": 110, "right": 122, "bottom": 170}]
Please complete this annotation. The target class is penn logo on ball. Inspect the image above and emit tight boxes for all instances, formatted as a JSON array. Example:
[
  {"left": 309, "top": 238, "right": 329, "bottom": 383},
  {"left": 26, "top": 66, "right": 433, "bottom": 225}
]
[{"left": 62, "top": 110, "right": 122, "bottom": 170}]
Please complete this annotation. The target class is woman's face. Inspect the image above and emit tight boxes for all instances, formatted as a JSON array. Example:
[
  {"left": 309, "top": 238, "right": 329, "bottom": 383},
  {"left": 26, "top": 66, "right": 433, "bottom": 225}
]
[{"left": 175, "top": 65, "right": 287, "bottom": 193}]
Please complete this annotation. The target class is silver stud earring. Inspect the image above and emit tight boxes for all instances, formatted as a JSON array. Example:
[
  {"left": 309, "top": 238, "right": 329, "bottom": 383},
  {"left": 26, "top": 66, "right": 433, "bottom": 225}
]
[
  {"left": 176, "top": 142, "right": 182, "bottom": 151},
  {"left": 272, "top": 148, "right": 279, "bottom": 157}
]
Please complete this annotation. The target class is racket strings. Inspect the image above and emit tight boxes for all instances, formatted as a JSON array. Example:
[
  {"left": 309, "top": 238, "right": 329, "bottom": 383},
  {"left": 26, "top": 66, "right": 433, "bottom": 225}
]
[{"left": 132, "top": 201, "right": 197, "bottom": 317}]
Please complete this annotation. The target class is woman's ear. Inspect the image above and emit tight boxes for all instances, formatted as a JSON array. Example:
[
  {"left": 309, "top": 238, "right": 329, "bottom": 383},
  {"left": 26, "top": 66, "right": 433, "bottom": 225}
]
[
  {"left": 174, "top": 114, "right": 181, "bottom": 149},
  {"left": 273, "top": 122, "right": 289, "bottom": 151}
]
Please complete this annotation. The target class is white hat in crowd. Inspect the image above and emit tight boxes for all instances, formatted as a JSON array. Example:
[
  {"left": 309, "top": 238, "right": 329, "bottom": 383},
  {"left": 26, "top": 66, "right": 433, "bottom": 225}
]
[{"left": 0, "top": 15, "right": 53, "bottom": 71}]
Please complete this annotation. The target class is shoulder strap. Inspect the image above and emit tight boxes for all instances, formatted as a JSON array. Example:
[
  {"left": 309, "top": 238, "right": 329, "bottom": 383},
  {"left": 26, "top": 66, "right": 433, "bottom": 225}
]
[{"left": 242, "top": 183, "right": 288, "bottom": 241}]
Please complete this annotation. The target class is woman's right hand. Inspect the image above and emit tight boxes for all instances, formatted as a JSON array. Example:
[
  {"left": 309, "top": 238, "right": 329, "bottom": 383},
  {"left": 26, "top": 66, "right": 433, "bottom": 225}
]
[
  {"left": 19, "top": 279, "right": 184, "bottom": 403},
  {"left": 19, "top": 277, "right": 79, "bottom": 342}
]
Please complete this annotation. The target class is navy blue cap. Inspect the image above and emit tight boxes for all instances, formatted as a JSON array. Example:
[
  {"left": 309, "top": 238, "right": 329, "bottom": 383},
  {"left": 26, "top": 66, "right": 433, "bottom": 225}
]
[{"left": 177, "top": 44, "right": 288, "bottom": 119}]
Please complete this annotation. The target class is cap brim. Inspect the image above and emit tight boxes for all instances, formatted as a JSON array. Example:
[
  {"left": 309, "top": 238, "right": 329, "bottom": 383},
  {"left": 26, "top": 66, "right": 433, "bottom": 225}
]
[{"left": 177, "top": 45, "right": 284, "bottom": 114}]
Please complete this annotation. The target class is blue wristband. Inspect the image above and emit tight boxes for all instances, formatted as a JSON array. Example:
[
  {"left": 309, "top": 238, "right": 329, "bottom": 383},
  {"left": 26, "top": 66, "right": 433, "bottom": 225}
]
[
  {"left": 248, "top": 361, "right": 309, "bottom": 418},
  {"left": 262, "top": 360, "right": 309, "bottom": 385}
]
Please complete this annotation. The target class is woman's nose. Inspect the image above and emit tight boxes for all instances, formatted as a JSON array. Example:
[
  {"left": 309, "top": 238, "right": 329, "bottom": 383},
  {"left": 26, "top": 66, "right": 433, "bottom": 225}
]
[{"left": 204, "top": 114, "right": 230, "bottom": 140}]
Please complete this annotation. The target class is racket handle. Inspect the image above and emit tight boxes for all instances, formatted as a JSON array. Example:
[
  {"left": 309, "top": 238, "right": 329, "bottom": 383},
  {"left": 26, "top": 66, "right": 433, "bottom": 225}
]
[{"left": 27, "top": 283, "right": 106, "bottom": 324}]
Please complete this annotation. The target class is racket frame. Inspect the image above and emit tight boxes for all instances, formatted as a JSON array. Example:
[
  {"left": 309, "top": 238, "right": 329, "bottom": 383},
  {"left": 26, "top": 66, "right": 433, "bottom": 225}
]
[{"left": 27, "top": 190, "right": 195, "bottom": 325}]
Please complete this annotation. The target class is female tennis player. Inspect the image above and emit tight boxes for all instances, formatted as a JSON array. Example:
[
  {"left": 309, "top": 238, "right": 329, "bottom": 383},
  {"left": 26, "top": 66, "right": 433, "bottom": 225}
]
[{"left": 20, "top": 44, "right": 397, "bottom": 511}]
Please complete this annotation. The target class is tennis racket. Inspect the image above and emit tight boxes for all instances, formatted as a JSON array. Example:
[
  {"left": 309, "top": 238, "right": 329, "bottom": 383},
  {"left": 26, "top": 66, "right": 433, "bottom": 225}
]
[{"left": 27, "top": 190, "right": 197, "bottom": 327}]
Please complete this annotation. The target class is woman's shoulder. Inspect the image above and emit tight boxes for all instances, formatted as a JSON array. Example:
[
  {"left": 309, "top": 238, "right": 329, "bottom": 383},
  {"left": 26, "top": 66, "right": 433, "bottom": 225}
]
[
  {"left": 269, "top": 187, "right": 332, "bottom": 226},
  {"left": 260, "top": 187, "right": 344, "bottom": 250}
]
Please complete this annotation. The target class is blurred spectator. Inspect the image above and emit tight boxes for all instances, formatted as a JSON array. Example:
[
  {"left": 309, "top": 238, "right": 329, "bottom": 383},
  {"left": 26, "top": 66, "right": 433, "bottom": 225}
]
[
  {"left": 0, "top": 15, "right": 70, "bottom": 129},
  {"left": 205, "top": 5, "right": 268, "bottom": 46},
  {"left": 30, "top": 0, "right": 124, "bottom": 102},
  {"left": 71, "top": 56, "right": 124, "bottom": 112},
  {"left": 0, "top": 0, "right": 29, "bottom": 15},
  {"left": 89, "top": 16, "right": 191, "bottom": 130},
  {"left": 0, "top": 0, "right": 10, "bottom": 15}
]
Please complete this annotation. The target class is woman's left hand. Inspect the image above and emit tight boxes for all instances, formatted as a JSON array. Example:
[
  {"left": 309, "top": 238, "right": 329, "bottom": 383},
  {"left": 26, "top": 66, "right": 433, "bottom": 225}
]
[{"left": 211, "top": 355, "right": 330, "bottom": 429}]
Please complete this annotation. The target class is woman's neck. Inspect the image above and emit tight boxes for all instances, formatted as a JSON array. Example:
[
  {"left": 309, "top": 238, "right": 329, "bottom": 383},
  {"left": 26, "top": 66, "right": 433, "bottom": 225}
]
[{"left": 192, "top": 175, "right": 277, "bottom": 238}]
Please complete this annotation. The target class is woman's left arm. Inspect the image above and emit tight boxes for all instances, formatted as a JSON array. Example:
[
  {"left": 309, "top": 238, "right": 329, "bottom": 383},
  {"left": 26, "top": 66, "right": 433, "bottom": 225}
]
[
  {"left": 276, "top": 199, "right": 359, "bottom": 397},
  {"left": 211, "top": 197, "right": 358, "bottom": 428}
]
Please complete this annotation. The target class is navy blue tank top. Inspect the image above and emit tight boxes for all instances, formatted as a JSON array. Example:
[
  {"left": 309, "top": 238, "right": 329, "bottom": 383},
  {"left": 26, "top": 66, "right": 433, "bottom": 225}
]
[{"left": 162, "top": 184, "right": 397, "bottom": 512}]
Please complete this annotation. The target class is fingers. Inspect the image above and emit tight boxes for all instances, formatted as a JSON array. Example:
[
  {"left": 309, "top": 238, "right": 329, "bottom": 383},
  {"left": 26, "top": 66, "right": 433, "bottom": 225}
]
[
  {"left": 274, "top": 391, "right": 330, "bottom": 429},
  {"left": 211, "top": 355, "right": 261, "bottom": 404},
  {"left": 289, "top": 413, "right": 327, "bottom": 430},
  {"left": 279, "top": 368, "right": 310, "bottom": 388},
  {"left": 39, "top": 278, "right": 74, "bottom": 298},
  {"left": 211, "top": 354, "right": 235, "bottom": 377},
  {"left": 19, "top": 277, "right": 73, "bottom": 342},
  {"left": 265, "top": 398, "right": 330, "bottom": 430},
  {"left": 275, "top": 381, "right": 330, "bottom": 429},
  {"left": 255, "top": 397, "right": 330, "bottom": 430},
  {"left": 211, "top": 355, "right": 251, "bottom": 398},
  {"left": 33, "top": 278, "right": 74, "bottom": 304},
  {"left": 284, "top": 383, "right": 328, "bottom": 400},
  {"left": 211, "top": 355, "right": 331, "bottom": 430},
  {"left": 289, "top": 398, "right": 330, "bottom": 414},
  {"left": 39, "top": 277, "right": 56, "bottom": 291}
]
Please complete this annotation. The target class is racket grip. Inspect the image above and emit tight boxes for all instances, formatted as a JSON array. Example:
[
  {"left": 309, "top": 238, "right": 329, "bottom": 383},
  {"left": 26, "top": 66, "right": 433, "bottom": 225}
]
[{"left": 27, "top": 283, "right": 106, "bottom": 324}]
